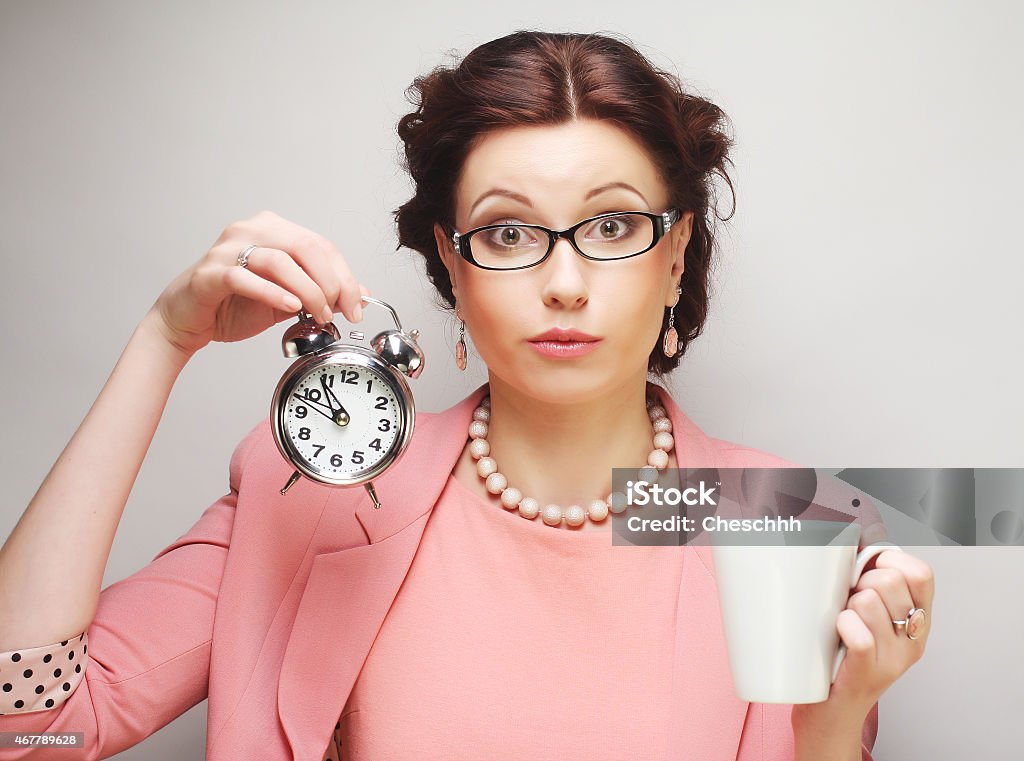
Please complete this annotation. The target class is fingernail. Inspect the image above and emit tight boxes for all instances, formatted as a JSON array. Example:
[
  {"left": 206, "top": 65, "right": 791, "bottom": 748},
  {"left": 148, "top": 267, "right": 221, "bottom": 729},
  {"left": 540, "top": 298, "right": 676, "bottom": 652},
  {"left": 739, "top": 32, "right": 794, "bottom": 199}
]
[
  {"left": 321, "top": 305, "right": 333, "bottom": 323},
  {"left": 354, "top": 304, "right": 363, "bottom": 322}
]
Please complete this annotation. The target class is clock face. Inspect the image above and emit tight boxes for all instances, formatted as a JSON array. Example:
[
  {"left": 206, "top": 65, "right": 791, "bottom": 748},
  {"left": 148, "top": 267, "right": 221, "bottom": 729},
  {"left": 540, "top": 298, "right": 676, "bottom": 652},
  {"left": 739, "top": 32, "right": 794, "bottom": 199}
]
[{"left": 283, "top": 362, "right": 402, "bottom": 478}]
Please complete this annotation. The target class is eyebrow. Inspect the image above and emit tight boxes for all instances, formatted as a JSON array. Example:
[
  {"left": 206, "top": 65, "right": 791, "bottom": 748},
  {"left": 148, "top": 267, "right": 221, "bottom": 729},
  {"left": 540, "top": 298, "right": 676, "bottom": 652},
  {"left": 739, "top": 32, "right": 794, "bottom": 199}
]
[{"left": 468, "top": 181, "right": 649, "bottom": 218}]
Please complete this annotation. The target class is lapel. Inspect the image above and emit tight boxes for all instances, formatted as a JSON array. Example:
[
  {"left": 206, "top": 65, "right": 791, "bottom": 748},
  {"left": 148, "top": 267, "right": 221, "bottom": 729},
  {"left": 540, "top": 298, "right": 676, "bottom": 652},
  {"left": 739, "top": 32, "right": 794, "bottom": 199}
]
[{"left": 276, "top": 380, "right": 750, "bottom": 761}]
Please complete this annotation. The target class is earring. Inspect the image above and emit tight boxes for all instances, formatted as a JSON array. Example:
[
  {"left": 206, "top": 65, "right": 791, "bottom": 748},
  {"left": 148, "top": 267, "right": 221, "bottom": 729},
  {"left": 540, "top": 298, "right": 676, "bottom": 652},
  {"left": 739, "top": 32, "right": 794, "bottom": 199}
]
[
  {"left": 662, "top": 284, "right": 682, "bottom": 358},
  {"left": 455, "top": 306, "right": 468, "bottom": 371}
]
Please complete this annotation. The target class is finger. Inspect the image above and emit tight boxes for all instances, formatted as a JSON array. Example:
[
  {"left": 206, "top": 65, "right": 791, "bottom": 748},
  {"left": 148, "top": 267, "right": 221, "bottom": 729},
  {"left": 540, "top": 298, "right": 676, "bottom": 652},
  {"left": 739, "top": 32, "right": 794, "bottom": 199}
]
[
  {"left": 836, "top": 607, "right": 877, "bottom": 681},
  {"left": 323, "top": 243, "right": 364, "bottom": 322},
  {"left": 229, "top": 245, "right": 332, "bottom": 324},
  {"left": 872, "top": 550, "right": 935, "bottom": 612},
  {"left": 846, "top": 587, "right": 901, "bottom": 667},
  {"left": 223, "top": 264, "right": 303, "bottom": 313},
  {"left": 245, "top": 212, "right": 349, "bottom": 321},
  {"left": 853, "top": 567, "right": 916, "bottom": 624}
]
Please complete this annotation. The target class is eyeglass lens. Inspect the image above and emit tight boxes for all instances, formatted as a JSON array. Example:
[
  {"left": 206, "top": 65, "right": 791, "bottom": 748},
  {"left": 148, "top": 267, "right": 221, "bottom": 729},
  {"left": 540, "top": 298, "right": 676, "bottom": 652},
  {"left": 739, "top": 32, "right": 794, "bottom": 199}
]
[{"left": 468, "top": 213, "right": 657, "bottom": 268}]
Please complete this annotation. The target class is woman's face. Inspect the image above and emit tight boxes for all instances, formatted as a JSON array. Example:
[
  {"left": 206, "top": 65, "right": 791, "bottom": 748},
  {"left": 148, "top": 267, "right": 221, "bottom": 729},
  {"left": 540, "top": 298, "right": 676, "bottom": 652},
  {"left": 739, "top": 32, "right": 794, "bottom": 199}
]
[{"left": 434, "top": 118, "right": 694, "bottom": 404}]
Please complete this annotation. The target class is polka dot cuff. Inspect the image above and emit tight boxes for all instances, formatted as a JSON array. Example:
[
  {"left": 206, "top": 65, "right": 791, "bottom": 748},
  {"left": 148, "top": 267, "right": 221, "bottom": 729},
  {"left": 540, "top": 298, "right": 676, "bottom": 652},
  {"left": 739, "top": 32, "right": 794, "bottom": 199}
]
[{"left": 0, "top": 632, "right": 88, "bottom": 714}]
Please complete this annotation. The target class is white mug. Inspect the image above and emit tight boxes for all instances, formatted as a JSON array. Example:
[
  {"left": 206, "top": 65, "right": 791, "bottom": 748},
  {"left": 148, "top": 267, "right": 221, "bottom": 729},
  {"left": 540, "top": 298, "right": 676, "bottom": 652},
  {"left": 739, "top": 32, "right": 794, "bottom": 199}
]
[{"left": 710, "top": 520, "right": 901, "bottom": 704}]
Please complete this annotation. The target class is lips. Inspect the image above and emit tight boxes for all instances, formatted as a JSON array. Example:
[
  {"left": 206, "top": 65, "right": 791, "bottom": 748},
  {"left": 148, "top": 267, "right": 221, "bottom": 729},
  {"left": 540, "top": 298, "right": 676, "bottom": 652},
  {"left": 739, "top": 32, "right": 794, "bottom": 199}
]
[{"left": 528, "top": 328, "right": 601, "bottom": 343}]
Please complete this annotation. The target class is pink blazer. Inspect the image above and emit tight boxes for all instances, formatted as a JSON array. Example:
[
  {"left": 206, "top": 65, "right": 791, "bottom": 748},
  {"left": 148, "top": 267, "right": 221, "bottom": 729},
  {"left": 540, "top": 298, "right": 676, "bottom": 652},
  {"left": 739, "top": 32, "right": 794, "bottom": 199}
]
[{"left": 0, "top": 381, "right": 879, "bottom": 760}]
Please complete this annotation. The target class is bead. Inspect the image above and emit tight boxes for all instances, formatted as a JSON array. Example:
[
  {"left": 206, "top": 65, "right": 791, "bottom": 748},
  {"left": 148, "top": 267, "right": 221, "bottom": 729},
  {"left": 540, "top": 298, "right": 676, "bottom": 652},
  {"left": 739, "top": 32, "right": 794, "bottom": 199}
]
[
  {"left": 648, "top": 449, "right": 669, "bottom": 470},
  {"left": 481, "top": 396, "right": 491, "bottom": 408},
  {"left": 477, "top": 457, "right": 497, "bottom": 478},
  {"left": 455, "top": 340, "right": 467, "bottom": 370},
  {"left": 500, "top": 486, "right": 522, "bottom": 509},
  {"left": 608, "top": 491, "right": 628, "bottom": 514},
  {"left": 485, "top": 472, "right": 508, "bottom": 494},
  {"left": 469, "top": 420, "right": 489, "bottom": 439},
  {"left": 541, "top": 504, "right": 563, "bottom": 526},
  {"left": 469, "top": 438, "right": 490, "bottom": 459},
  {"left": 638, "top": 465, "right": 659, "bottom": 483},
  {"left": 563, "top": 505, "right": 586, "bottom": 527},
  {"left": 647, "top": 405, "right": 667, "bottom": 421},
  {"left": 518, "top": 497, "right": 540, "bottom": 519},
  {"left": 473, "top": 407, "right": 491, "bottom": 422},
  {"left": 653, "top": 418, "right": 673, "bottom": 433},
  {"left": 588, "top": 499, "right": 610, "bottom": 521},
  {"left": 653, "top": 431, "right": 674, "bottom": 450}
]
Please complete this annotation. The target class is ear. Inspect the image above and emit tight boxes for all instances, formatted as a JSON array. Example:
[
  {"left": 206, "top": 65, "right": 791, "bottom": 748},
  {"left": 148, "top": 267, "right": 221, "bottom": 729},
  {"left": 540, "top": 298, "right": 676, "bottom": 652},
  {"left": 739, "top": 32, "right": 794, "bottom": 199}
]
[
  {"left": 666, "top": 211, "right": 693, "bottom": 305},
  {"left": 669, "top": 211, "right": 693, "bottom": 277},
  {"left": 433, "top": 222, "right": 459, "bottom": 299}
]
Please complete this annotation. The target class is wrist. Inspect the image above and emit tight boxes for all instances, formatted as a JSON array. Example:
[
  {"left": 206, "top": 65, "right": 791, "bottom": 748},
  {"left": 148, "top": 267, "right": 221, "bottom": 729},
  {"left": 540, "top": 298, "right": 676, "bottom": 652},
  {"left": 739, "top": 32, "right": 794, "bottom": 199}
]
[
  {"left": 792, "top": 699, "right": 870, "bottom": 730},
  {"left": 137, "top": 309, "right": 198, "bottom": 367},
  {"left": 792, "top": 702, "right": 869, "bottom": 761}
]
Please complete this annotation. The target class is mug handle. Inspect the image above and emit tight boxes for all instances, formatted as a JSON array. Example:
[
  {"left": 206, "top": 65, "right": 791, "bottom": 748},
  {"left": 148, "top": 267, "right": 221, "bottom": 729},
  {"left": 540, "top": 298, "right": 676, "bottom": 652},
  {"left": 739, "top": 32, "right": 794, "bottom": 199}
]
[{"left": 830, "top": 541, "right": 902, "bottom": 683}]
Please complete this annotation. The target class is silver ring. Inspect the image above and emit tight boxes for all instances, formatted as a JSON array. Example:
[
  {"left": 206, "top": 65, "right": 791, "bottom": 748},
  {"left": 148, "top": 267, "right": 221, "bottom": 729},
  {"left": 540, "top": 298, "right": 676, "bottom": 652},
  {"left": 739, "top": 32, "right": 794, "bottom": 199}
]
[
  {"left": 891, "top": 607, "right": 927, "bottom": 640},
  {"left": 237, "top": 244, "right": 259, "bottom": 268}
]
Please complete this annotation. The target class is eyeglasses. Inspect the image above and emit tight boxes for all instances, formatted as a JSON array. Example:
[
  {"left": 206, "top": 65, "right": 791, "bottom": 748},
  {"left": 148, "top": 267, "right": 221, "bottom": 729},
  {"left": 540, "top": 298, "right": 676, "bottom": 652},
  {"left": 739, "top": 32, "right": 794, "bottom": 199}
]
[{"left": 451, "top": 208, "right": 682, "bottom": 271}]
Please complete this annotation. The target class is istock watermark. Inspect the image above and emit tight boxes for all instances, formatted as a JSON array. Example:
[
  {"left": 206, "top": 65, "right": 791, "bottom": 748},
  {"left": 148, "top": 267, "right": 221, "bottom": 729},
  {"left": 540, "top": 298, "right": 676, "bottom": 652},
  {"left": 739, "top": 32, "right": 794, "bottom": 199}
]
[{"left": 605, "top": 467, "right": 1009, "bottom": 547}]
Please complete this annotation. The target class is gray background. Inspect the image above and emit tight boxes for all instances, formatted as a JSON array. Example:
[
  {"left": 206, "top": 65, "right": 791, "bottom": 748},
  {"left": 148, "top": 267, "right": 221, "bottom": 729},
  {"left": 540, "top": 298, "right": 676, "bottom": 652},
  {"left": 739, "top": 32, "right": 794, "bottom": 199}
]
[{"left": 2, "top": 1, "right": 1021, "bottom": 758}]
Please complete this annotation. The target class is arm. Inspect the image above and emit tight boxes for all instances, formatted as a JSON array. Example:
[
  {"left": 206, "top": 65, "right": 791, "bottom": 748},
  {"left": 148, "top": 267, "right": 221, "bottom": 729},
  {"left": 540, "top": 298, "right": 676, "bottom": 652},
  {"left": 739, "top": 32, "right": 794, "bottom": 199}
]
[
  {"left": 0, "top": 419, "right": 263, "bottom": 759},
  {"left": 0, "top": 310, "right": 194, "bottom": 649}
]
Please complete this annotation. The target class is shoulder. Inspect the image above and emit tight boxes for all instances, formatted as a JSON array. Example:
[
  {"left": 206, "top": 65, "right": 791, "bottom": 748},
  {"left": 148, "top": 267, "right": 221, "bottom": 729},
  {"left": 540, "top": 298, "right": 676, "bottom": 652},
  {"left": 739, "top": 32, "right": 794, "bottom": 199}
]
[
  {"left": 702, "top": 434, "right": 804, "bottom": 469},
  {"left": 702, "top": 435, "right": 887, "bottom": 541}
]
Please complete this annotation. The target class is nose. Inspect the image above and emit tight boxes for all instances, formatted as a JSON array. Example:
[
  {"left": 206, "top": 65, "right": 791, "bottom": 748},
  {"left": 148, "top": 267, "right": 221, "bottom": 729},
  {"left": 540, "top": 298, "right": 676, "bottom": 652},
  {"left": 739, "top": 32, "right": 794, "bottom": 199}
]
[{"left": 539, "top": 236, "right": 589, "bottom": 309}]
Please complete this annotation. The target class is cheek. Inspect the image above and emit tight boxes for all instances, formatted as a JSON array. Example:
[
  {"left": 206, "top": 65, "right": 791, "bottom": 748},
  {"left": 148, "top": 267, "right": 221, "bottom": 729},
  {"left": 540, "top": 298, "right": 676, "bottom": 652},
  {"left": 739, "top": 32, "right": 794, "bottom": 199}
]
[
  {"left": 465, "top": 280, "right": 525, "bottom": 341},
  {"left": 607, "top": 265, "right": 667, "bottom": 330}
]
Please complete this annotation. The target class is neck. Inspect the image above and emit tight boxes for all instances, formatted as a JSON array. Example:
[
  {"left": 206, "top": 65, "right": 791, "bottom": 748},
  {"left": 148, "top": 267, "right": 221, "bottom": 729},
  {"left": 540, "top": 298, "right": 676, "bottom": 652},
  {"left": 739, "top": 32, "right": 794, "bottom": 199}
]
[{"left": 480, "top": 372, "right": 662, "bottom": 506}]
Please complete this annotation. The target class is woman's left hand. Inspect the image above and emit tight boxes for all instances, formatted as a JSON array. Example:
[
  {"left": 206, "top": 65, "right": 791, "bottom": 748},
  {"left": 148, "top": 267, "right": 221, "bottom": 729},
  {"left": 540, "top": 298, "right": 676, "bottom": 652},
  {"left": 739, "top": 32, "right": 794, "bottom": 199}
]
[{"left": 817, "top": 548, "right": 935, "bottom": 718}]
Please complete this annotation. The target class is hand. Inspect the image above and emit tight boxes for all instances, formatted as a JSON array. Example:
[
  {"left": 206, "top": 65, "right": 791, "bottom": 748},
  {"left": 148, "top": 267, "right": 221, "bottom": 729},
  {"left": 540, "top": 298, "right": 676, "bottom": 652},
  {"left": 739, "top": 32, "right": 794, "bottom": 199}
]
[
  {"left": 149, "top": 210, "right": 373, "bottom": 357},
  {"left": 802, "top": 548, "right": 935, "bottom": 720}
]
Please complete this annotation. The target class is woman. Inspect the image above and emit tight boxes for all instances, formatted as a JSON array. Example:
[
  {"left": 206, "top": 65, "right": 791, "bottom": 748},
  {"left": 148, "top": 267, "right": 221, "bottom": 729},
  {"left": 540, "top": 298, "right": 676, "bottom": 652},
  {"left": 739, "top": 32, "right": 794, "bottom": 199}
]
[{"left": 0, "top": 30, "right": 933, "bottom": 760}]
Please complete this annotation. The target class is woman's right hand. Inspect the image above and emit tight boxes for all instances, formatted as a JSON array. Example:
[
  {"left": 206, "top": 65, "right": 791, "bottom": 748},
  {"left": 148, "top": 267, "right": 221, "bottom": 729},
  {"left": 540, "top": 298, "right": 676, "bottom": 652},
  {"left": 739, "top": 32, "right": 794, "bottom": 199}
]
[{"left": 148, "top": 210, "right": 371, "bottom": 357}]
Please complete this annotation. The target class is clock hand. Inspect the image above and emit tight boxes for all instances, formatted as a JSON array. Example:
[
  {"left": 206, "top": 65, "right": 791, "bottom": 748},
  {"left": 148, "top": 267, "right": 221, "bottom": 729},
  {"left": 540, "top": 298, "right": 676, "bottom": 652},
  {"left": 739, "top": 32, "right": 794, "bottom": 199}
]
[
  {"left": 320, "top": 375, "right": 340, "bottom": 412},
  {"left": 294, "top": 391, "right": 333, "bottom": 412},
  {"left": 292, "top": 393, "right": 337, "bottom": 422},
  {"left": 320, "top": 375, "right": 351, "bottom": 427}
]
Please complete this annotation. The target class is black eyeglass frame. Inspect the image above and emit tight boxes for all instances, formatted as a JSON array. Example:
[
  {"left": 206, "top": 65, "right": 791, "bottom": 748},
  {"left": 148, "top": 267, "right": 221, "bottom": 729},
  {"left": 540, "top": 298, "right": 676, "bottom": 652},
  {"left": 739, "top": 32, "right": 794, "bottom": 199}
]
[{"left": 451, "top": 208, "right": 683, "bottom": 271}]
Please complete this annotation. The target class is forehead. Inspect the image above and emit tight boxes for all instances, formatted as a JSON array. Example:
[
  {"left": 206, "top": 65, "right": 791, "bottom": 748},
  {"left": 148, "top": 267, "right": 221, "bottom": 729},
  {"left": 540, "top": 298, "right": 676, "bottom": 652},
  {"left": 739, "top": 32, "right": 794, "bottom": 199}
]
[{"left": 455, "top": 119, "right": 666, "bottom": 224}]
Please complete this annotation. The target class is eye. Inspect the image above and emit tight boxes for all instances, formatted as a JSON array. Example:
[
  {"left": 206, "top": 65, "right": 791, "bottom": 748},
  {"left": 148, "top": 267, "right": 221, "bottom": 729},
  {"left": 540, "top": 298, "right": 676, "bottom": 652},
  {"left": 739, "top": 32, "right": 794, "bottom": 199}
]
[
  {"left": 584, "top": 214, "right": 637, "bottom": 240},
  {"left": 481, "top": 223, "right": 539, "bottom": 249}
]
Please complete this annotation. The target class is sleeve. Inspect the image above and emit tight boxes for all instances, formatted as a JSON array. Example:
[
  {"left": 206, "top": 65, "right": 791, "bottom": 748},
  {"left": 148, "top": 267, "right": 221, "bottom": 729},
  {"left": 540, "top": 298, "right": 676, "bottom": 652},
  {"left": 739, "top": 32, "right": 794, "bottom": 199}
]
[
  {"left": 0, "top": 419, "right": 264, "bottom": 759},
  {"left": 0, "top": 635, "right": 89, "bottom": 715},
  {"left": 735, "top": 699, "right": 879, "bottom": 760}
]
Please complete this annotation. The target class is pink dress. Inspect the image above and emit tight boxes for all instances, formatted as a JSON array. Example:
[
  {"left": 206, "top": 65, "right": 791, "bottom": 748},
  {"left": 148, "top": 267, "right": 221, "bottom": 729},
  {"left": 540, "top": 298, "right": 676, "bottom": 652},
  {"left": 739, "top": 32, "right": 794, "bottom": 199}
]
[{"left": 319, "top": 470, "right": 688, "bottom": 761}]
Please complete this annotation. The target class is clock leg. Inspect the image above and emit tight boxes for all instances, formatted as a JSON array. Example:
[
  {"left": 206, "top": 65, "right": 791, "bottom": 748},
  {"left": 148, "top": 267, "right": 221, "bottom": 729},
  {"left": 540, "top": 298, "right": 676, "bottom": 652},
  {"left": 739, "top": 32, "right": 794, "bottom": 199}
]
[
  {"left": 280, "top": 470, "right": 301, "bottom": 495},
  {"left": 365, "top": 481, "right": 383, "bottom": 510}
]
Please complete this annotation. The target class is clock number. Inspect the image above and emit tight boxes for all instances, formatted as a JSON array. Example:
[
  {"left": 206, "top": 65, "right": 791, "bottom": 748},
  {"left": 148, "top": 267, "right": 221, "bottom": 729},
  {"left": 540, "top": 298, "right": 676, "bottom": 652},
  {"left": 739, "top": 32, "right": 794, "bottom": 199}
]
[
  {"left": 369, "top": 438, "right": 382, "bottom": 451},
  {"left": 298, "top": 427, "right": 311, "bottom": 440},
  {"left": 323, "top": 373, "right": 335, "bottom": 387},
  {"left": 352, "top": 450, "right": 364, "bottom": 465},
  {"left": 295, "top": 405, "right": 307, "bottom": 418},
  {"left": 305, "top": 389, "right": 322, "bottom": 402},
  {"left": 330, "top": 453, "right": 343, "bottom": 467},
  {"left": 374, "top": 396, "right": 388, "bottom": 410},
  {"left": 377, "top": 419, "right": 391, "bottom": 432},
  {"left": 312, "top": 444, "right": 325, "bottom": 457},
  {"left": 365, "top": 378, "right": 373, "bottom": 393},
  {"left": 342, "top": 369, "right": 358, "bottom": 385}
]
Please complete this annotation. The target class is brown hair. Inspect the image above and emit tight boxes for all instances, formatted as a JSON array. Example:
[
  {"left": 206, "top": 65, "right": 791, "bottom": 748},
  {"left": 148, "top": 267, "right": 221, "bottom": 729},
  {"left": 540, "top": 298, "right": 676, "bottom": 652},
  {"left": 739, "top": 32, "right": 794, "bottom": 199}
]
[{"left": 392, "top": 30, "right": 736, "bottom": 377}]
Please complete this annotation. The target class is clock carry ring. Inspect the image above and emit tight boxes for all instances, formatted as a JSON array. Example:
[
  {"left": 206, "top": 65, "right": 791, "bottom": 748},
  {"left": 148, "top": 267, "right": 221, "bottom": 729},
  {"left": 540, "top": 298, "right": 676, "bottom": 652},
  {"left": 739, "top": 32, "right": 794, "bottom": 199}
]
[{"left": 283, "top": 295, "right": 425, "bottom": 380}]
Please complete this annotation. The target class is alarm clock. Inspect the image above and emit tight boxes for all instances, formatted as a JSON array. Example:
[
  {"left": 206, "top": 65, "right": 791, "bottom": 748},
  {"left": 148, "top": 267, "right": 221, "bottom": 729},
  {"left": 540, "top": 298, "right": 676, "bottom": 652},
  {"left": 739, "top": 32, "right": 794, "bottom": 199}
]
[{"left": 270, "top": 295, "right": 425, "bottom": 509}]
